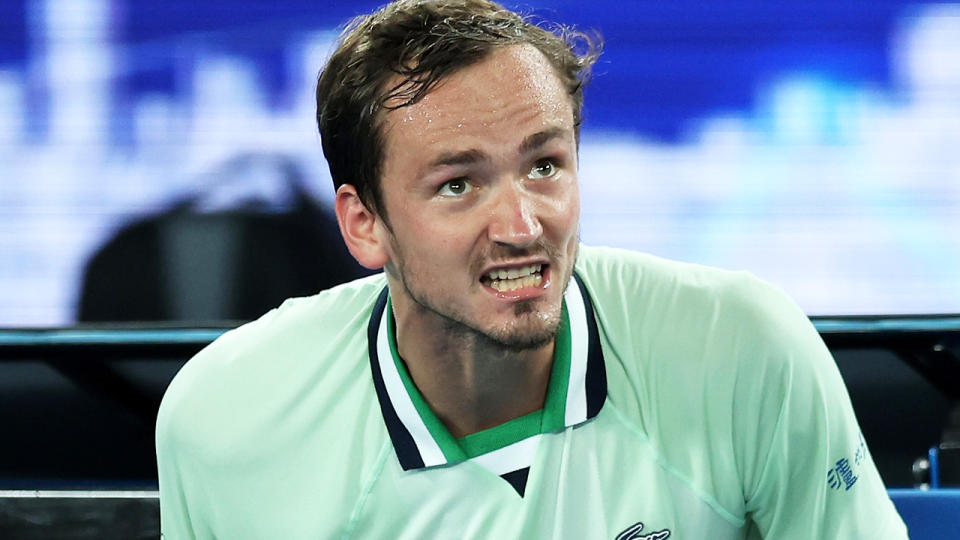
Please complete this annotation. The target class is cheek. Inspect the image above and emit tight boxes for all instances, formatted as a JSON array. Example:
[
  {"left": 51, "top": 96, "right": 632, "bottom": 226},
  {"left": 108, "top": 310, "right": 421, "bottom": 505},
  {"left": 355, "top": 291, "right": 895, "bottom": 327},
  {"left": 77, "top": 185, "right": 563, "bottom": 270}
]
[
  {"left": 544, "top": 180, "right": 580, "bottom": 232},
  {"left": 565, "top": 183, "right": 580, "bottom": 221},
  {"left": 397, "top": 215, "right": 470, "bottom": 262}
]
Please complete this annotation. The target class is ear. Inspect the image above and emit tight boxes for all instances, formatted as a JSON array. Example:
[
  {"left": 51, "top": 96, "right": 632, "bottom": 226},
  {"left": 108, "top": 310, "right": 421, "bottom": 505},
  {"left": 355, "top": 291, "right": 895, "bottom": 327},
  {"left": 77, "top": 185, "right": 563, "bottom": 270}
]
[{"left": 335, "top": 184, "right": 389, "bottom": 270}]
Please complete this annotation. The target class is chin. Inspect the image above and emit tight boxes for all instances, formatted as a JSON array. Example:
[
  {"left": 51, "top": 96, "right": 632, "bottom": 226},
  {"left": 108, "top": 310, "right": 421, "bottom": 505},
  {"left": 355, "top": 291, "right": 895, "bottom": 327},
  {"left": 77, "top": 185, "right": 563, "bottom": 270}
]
[
  {"left": 479, "top": 311, "right": 561, "bottom": 352},
  {"left": 479, "top": 330, "right": 556, "bottom": 353}
]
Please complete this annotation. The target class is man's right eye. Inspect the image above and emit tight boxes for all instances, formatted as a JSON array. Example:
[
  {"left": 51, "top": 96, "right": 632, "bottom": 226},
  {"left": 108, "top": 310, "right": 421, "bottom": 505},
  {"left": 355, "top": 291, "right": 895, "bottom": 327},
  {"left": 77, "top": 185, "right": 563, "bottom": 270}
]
[{"left": 437, "top": 178, "right": 473, "bottom": 197}]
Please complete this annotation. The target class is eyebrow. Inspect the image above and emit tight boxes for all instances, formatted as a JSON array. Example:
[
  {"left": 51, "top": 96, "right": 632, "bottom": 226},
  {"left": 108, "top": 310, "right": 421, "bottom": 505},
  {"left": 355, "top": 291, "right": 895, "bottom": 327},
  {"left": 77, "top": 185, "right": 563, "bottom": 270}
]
[
  {"left": 427, "top": 148, "right": 488, "bottom": 169},
  {"left": 425, "top": 127, "right": 569, "bottom": 171},
  {"left": 518, "top": 126, "right": 567, "bottom": 155}
]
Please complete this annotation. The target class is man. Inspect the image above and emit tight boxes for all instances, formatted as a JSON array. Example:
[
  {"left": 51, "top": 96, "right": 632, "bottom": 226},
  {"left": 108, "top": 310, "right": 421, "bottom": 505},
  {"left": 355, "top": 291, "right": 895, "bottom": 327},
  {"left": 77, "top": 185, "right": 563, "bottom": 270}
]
[{"left": 156, "top": 1, "right": 908, "bottom": 538}]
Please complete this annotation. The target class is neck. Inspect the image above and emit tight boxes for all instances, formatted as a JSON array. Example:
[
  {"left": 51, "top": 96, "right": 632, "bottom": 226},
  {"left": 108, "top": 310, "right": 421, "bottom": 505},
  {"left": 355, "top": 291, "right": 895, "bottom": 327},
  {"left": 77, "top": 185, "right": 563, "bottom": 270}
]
[{"left": 393, "top": 306, "right": 555, "bottom": 439}]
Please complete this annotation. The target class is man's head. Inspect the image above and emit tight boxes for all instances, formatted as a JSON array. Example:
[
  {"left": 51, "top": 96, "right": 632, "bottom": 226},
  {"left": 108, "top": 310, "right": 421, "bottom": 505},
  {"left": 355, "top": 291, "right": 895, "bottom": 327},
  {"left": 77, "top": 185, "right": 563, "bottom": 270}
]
[
  {"left": 316, "top": 0, "right": 599, "bottom": 218},
  {"left": 318, "top": 0, "right": 599, "bottom": 351}
]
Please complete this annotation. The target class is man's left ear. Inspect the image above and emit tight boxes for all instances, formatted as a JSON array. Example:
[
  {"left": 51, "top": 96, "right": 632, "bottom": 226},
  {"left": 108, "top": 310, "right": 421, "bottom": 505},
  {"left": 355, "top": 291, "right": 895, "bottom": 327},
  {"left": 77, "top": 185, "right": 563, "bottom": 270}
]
[{"left": 334, "top": 184, "right": 389, "bottom": 270}]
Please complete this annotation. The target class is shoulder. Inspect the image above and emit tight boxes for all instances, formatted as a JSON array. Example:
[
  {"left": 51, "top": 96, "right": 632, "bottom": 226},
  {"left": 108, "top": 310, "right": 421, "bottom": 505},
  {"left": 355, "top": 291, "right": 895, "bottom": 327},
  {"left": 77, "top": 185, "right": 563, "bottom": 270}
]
[
  {"left": 578, "top": 245, "right": 835, "bottom": 458},
  {"left": 156, "top": 273, "right": 387, "bottom": 461},
  {"left": 575, "top": 244, "right": 812, "bottom": 353},
  {"left": 578, "top": 246, "right": 837, "bottom": 520},
  {"left": 575, "top": 244, "right": 822, "bottom": 401},
  {"left": 576, "top": 243, "right": 760, "bottom": 302}
]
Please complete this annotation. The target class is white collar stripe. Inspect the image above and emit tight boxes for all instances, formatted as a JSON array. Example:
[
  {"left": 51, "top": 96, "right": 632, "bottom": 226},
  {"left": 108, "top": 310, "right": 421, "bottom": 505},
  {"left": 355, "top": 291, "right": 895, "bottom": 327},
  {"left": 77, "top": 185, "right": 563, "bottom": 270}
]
[
  {"left": 564, "top": 277, "right": 589, "bottom": 426},
  {"left": 368, "top": 272, "right": 607, "bottom": 472},
  {"left": 376, "top": 308, "right": 447, "bottom": 467},
  {"left": 468, "top": 434, "right": 543, "bottom": 476}
]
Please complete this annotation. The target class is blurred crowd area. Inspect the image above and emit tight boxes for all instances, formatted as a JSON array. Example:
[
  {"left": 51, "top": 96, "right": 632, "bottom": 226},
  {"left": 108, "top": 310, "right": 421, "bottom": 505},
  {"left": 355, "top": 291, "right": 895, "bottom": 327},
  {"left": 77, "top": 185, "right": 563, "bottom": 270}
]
[{"left": 1, "top": 0, "right": 959, "bottom": 326}]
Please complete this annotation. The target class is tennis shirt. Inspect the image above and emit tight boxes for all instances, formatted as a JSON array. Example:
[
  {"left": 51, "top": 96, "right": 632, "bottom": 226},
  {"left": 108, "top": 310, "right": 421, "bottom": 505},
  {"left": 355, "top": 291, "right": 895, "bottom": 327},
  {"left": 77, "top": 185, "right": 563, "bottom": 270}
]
[{"left": 156, "top": 245, "right": 908, "bottom": 539}]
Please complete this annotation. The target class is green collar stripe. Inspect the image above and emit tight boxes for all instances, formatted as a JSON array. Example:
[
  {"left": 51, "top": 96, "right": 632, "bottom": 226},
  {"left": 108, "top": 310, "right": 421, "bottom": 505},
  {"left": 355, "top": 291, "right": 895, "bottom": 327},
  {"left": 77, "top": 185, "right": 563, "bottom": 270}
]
[
  {"left": 385, "top": 299, "right": 466, "bottom": 462},
  {"left": 374, "top": 272, "right": 606, "bottom": 471},
  {"left": 541, "top": 301, "right": 571, "bottom": 432},
  {"left": 458, "top": 408, "right": 543, "bottom": 459},
  {"left": 385, "top": 298, "right": 572, "bottom": 464}
]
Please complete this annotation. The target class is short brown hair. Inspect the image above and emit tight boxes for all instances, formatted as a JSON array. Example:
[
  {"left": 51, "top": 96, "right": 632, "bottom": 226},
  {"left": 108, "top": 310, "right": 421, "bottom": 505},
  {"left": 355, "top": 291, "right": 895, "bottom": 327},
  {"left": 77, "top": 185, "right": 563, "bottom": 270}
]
[{"left": 315, "top": 0, "right": 600, "bottom": 217}]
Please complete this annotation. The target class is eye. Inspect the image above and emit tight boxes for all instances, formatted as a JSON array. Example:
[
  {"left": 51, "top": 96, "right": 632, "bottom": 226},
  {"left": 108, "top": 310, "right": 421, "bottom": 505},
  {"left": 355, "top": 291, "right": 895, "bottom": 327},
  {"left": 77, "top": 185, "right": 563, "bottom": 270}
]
[
  {"left": 528, "top": 158, "right": 558, "bottom": 179},
  {"left": 437, "top": 178, "right": 473, "bottom": 197}
]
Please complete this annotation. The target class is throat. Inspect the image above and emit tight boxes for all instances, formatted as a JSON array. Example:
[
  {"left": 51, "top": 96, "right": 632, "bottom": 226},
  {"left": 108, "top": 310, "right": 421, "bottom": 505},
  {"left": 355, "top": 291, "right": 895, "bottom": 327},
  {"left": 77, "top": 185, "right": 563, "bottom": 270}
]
[{"left": 401, "top": 339, "right": 555, "bottom": 438}]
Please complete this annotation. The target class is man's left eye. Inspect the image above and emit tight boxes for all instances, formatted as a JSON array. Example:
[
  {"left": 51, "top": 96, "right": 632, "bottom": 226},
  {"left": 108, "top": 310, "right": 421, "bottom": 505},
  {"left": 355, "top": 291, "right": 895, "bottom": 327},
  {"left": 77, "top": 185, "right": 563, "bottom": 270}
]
[
  {"left": 437, "top": 178, "right": 473, "bottom": 197},
  {"left": 528, "top": 159, "right": 557, "bottom": 179}
]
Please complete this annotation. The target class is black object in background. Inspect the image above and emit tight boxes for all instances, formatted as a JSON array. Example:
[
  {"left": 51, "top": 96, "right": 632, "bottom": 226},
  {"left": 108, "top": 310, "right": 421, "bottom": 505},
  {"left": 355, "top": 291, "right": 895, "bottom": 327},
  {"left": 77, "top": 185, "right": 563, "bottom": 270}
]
[
  {"left": 939, "top": 405, "right": 960, "bottom": 486},
  {"left": 77, "top": 153, "right": 370, "bottom": 323}
]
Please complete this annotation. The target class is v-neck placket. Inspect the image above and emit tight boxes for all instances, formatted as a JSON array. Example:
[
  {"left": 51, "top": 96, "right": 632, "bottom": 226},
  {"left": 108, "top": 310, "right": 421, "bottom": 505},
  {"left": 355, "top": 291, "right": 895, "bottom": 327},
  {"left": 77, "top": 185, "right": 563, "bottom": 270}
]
[{"left": 366, "top": 272, "right": 607, "bottom": 476}]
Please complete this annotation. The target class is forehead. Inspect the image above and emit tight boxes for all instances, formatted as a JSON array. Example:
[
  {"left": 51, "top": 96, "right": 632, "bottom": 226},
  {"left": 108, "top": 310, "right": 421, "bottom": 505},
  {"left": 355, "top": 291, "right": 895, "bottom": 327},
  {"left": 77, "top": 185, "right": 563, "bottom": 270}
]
[{"left": 380, "top": 44, "right": 575, "bottom": 165}]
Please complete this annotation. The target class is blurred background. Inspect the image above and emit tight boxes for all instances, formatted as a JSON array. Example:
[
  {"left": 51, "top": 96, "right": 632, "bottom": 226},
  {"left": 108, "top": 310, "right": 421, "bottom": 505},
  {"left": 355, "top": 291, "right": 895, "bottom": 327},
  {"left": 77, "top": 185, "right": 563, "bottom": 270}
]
[
  {"left": 0, "top": 0, "right": 958, "bottom": 326},
  {"left": 0, "top": 0, "right": 959, "bottom": 537}
]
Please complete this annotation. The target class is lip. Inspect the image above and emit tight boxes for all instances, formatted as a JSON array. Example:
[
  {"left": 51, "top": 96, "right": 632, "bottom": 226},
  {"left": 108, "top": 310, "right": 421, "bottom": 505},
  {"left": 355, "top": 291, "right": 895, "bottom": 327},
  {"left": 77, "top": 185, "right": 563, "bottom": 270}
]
[{"left": 481, "top": 264, "right": 552, "bottom": 301}]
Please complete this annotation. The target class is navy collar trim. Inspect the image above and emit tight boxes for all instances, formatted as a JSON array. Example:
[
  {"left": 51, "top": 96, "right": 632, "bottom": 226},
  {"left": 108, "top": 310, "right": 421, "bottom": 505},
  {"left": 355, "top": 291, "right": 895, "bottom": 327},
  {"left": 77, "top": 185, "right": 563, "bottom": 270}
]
[{"left": 366, "top": 271, "right": 606, "bottom": 471}]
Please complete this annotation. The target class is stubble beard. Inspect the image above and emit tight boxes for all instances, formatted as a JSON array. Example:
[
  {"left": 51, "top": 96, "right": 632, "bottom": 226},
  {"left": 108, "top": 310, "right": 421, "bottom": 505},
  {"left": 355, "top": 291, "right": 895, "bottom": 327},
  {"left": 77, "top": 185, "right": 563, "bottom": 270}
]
[{"left": 385, "top": 246, "right": 576, "bottom": 353}]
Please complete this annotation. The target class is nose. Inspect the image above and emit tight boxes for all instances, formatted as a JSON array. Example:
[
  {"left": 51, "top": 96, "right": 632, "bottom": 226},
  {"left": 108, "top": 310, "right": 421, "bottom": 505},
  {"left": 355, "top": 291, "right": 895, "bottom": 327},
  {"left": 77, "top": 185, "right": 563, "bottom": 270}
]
[{"left": 487, "top": 183, "right": 543, "bottom": 247}]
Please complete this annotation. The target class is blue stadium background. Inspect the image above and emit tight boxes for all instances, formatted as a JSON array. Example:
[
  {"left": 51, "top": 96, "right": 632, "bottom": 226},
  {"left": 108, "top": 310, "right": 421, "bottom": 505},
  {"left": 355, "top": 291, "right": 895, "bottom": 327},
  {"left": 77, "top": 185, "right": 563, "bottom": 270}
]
[
  {"left": 0, "top": 3, "right": 959, "bottom": 537},
  {"left": 0, "top": 0, "right": 958, "bottom": 323}
]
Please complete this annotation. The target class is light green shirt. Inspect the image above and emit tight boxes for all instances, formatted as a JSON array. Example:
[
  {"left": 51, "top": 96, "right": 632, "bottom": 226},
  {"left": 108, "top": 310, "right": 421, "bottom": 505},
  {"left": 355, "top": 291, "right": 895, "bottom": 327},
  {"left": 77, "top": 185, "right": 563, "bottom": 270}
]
[{"left": 157, "top": 245, "right": 908, "bottom": 539}]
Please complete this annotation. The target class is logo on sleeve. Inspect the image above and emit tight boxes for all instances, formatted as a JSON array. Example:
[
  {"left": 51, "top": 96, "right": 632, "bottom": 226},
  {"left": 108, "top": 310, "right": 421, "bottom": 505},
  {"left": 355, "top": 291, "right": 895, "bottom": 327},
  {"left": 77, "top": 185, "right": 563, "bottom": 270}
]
[
  {"left": 615, "top": 521, "right": 671, "bottom": 540},
  {"left": 826, "top": 434, "right": 868, "bottom": 492}
]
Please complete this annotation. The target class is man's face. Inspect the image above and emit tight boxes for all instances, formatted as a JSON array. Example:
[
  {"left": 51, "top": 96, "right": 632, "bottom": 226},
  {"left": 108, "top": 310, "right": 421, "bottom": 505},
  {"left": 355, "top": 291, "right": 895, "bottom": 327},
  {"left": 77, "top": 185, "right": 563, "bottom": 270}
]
[{"left": 375, "top": 44, "right": 581, "bottom": 350}]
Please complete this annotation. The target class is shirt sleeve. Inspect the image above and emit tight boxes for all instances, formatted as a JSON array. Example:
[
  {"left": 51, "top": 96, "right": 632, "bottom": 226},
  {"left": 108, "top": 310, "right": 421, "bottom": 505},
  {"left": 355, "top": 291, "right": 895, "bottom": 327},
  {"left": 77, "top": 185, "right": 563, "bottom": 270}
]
[
  {"left": 156, "top": 358, "right": 212, "bottom": 540},
  {"left": 736, "top": 282, "right": 909, "bottom": 539}
]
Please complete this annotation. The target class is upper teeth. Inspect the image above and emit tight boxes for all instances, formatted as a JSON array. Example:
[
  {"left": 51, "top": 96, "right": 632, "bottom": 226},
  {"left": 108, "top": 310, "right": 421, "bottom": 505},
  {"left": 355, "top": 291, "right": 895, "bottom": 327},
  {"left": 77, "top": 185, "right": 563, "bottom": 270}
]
[{"left": 487, "top": 264, "right": 542, "bottom": 281}]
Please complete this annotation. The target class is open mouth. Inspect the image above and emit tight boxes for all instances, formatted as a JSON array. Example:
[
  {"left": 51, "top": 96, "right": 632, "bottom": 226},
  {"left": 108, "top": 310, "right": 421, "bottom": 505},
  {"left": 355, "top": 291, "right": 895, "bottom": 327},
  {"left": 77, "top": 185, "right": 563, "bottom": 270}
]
[{"left": 480, "top": 263, "right": 545, "bottom": 293}]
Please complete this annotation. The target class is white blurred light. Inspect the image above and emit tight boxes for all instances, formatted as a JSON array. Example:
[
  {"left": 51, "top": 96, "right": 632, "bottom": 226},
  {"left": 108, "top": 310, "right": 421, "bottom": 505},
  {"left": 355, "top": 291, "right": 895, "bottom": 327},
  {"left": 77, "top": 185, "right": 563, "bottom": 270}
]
[{"left": 1, "top": 2, "right": 960, "bottom": 324}]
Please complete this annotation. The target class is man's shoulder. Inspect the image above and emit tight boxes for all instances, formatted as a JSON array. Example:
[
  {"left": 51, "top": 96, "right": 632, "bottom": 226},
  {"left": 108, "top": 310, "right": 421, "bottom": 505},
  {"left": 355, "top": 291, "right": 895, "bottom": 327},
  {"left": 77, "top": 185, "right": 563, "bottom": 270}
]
[
  {"left": 576, "top": 243, "right": 752, "bottom": 288},
  {"left": 576, "top": 244, "right": 791, "bottom": 320},
  {"left": 172, "top": 271, "right": 386, "bottom": 379},
  {"left": 156, "top": 273, "right": 387, "bottom": 457},
  {"left": 576, "top": 244, "right": 820, "bottom": 373}
]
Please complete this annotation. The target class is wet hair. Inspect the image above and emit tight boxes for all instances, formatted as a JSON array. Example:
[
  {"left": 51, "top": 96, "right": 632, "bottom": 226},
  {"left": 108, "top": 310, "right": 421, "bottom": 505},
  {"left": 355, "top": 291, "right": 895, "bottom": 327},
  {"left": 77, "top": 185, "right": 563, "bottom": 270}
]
[{"left": 315, "top": 0, "right": 601, "bottom": 217}]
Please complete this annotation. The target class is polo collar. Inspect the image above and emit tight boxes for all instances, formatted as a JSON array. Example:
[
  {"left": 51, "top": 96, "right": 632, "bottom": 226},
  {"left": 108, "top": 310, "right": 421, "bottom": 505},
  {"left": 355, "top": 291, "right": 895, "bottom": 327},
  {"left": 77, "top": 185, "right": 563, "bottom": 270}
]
[{"left": 366, "top": 272, "right": 606, "bottom": 471}]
